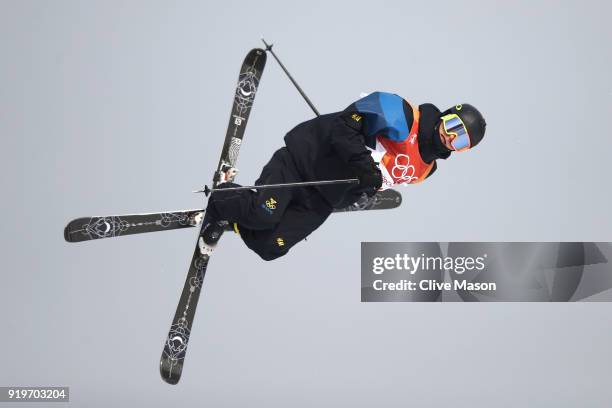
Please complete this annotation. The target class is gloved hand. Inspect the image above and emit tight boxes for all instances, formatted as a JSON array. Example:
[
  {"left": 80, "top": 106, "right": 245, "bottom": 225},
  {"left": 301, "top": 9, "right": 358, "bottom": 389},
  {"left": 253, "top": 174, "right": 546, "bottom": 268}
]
[
  {"left": 358, "top": 164, "right": 383, "bottom": 196},
  {"left": 219, "top": 165, "right": 239, "bottom": 184}
]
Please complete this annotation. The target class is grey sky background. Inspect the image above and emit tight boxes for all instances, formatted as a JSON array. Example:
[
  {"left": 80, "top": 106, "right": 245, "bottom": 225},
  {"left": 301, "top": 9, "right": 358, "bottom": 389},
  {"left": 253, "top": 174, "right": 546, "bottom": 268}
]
[{"left": 1, "top": 0, "right": 612, "bottom": 406}]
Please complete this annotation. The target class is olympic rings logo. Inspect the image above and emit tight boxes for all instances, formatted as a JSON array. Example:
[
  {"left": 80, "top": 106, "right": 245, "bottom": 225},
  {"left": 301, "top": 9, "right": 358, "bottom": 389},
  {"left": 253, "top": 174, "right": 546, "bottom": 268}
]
[{"left": 391, "top": 154, "right": 418, "bottom": 183}]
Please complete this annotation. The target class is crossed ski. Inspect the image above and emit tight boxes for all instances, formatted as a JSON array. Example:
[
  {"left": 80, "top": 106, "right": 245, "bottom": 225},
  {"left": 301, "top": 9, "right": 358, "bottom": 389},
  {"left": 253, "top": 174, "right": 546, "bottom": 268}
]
[{"left": 64, "top": 41, "right": 403, "bottom": 384}]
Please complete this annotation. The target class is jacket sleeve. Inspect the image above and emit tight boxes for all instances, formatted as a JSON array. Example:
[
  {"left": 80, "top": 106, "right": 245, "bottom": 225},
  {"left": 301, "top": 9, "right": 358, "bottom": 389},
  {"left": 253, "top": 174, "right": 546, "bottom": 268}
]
[{"left": 329, "top": 111, "right": 377, "bottom": 173}]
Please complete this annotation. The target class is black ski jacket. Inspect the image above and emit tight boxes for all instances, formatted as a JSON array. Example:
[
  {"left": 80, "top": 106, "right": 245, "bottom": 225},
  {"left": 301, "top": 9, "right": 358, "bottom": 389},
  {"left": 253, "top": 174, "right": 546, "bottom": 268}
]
[
  {"left": 283, "top": 101, "right": 449, "bottom": 208},
  {"left": 284, "top": 111, "right": 374, "bottom": 208}
]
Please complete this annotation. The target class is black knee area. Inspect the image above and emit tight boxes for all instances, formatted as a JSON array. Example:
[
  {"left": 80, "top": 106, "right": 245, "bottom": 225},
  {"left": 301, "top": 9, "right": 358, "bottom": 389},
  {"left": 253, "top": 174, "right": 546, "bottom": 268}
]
[
  {"left": 256, "top": 247, "right": 289, "bottom": 261},
  {"left": 239, "top": 228, "right": 290, "bottom": 261}
]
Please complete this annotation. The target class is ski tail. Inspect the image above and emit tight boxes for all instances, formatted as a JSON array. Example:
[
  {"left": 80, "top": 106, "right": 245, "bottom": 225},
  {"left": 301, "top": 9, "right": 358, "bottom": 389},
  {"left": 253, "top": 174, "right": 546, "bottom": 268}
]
[{"left": 336, "top": 189, "right": 402, "bottom": 212}]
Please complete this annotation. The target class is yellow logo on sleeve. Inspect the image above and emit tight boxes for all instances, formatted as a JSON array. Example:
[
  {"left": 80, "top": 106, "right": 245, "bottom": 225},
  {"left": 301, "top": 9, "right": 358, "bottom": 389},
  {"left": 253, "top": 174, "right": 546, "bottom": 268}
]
[{"left": 276, "top": 237, "right": 285, "bottom": 247}]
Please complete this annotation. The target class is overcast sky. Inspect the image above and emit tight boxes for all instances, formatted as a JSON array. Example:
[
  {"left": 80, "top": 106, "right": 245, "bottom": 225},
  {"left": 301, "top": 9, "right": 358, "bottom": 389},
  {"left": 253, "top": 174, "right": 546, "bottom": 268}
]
[{"left": 2, "top": 1, "right": 612, "bottom": 406}]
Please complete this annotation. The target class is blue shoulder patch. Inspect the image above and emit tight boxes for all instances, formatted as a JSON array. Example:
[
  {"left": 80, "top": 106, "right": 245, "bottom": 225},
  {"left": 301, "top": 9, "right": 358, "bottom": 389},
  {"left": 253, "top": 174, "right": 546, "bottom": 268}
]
[{"left": 354, "top": 92, "right": 410, "bottom": 142}]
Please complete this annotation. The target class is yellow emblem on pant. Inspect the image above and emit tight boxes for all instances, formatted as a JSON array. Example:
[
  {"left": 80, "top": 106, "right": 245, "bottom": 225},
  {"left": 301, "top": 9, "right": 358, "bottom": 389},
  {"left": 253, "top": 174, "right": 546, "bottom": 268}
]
[
  {"left": 276, "top": 237, "right": 285, "bottom": 247},
  {"left": 351, "top": 113, "right": 362, "bottom": 122}
]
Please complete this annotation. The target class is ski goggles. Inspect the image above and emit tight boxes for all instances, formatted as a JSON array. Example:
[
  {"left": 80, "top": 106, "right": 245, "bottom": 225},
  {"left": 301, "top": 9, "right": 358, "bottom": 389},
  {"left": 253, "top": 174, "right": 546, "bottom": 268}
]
[{"left": 441, "top": 114, "right": 471, "bottom": 152}]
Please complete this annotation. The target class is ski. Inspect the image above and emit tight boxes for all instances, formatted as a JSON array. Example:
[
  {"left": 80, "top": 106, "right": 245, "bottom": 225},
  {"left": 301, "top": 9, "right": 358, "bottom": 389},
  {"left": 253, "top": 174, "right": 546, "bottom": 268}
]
[
  {"left": 64, "top": 210, "right": 204, "bottom": 242},
  {"left": 64, "top": 190, "right": 402, "bottom": 243},
  {"left": 159, "top": 48, "right": 266, "bottom": 385},
  {"left": 335, "top": 189, "right": 402, "bottom": 212}
]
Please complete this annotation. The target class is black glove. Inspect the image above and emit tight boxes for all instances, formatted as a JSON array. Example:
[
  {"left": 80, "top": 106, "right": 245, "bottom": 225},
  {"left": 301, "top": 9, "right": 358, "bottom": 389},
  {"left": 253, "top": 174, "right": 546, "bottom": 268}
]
[{"left": 357, "top": 164, "right": 383, "bottom": 196}]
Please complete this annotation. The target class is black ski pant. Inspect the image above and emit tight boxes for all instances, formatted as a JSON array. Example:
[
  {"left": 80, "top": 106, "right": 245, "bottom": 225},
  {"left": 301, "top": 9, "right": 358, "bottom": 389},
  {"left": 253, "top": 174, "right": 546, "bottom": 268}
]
[{"left": 206, "top": 147, "right": 333, "bottom": 261}]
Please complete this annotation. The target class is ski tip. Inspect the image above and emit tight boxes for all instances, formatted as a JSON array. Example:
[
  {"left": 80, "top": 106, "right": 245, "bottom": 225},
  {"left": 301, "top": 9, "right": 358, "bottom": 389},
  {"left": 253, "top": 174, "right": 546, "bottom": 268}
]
[
  {"left": 63, "top": 223, "right": 75, "bottom": 243},
  {"left": 392, "top": 189, "right": 402, "bottom": 204},
  {"left": 161, "top": 377, "right": 180, "bottom": 385},
  {"left": 160, "top": 374, "right": 180, "bottom": 385},
  {"left": 160, "top": 361, "right": 181, "bottom": 385}
]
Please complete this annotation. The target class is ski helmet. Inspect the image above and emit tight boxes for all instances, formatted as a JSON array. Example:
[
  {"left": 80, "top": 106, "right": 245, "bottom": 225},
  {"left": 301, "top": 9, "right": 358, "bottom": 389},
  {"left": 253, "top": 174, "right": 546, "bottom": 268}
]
[{"left": 440, "top": 104, "right": 486, "bottom": 151}]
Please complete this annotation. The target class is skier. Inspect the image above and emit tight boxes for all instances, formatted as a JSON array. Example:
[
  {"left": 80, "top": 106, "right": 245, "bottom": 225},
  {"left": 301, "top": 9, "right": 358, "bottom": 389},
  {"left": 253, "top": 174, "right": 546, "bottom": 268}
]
[{"left": 202, "top": 91, "right": 486, "bottom": 260}]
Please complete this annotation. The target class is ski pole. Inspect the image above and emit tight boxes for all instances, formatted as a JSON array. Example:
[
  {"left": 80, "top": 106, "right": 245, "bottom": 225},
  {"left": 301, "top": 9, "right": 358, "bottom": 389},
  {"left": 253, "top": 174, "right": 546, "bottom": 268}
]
[
  {"left": 261, "top": 37, "right": 320, "bottom": 117},
  {"left": 194, "top": 178, "right": 359, "bottom": 196}
]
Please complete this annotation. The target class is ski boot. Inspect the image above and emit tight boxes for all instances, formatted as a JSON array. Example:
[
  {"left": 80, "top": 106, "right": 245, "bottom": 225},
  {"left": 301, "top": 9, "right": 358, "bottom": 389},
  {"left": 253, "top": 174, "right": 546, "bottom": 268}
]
[
  {"left": 200, "top": 164, "right": 240, "bottom": 247},
  {"left": 200, "top": 219, "right": 229, "bottom": 247}
]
